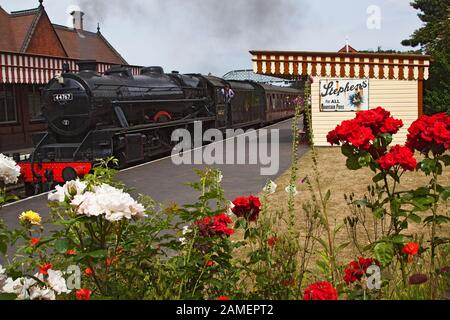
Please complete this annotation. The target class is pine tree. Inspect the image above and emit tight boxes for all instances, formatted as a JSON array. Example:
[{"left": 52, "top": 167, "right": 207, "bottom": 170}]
[{"left": 402, "top": 0, "right": 450, "bottom": 114}]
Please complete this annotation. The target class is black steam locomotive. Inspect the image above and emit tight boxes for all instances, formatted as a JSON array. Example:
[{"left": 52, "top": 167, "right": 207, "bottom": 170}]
[{"left": 19, "top": 61, "right": 302, "bottom": 194}]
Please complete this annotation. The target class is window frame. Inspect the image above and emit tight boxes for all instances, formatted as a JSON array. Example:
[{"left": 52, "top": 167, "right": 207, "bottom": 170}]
[
  {"left": 0, "top": 84, "right": 18, "bottom": 125},
  {"left": 28, "top": 84, "right": 45, "bottom": 123}
]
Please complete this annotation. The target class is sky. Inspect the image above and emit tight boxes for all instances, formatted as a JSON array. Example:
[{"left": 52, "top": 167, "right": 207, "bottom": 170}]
[{"left": 0, "top": 0, "right": 423, "bottom": 76}]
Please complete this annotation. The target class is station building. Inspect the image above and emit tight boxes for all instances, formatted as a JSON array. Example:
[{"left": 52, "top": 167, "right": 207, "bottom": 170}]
[
  {"left": 0, "top": 1, "right": 140, "bottom": 152},
  {"left": 250, "top": 46, "right": 431, "bottom": 146}
]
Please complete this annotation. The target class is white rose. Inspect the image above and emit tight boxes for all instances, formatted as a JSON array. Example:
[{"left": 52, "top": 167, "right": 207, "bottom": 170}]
[
  {"left": 0, "top": 153, "right": 21, "bottom": 185},
  {"left": 29, "top": 286, "right": 56, "bottom": 300},
  {"left": 47, "top": 270, "right": 70, "bottom": 294},
  {"left": 48, "top": 179, "right": 87, "bottom": 202},
  {"left": 2, "top": 276, "right": 36, "bottom": 299},
  {"left": 70, "top": 184, "right": 146, "bottom": 222}
]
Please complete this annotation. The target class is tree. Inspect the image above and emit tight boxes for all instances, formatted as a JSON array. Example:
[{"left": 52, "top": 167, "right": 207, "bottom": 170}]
[{"left": 402, "top": 0, "right": 450, "bottom": 114}]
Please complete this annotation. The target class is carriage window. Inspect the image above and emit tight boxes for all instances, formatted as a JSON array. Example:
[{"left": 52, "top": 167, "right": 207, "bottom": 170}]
[
  {"left": 28, "top": 85, "right": 43, "bottom": 121},
  {"left": 0, "top": 84, "right": 17, "bottom": 124}
]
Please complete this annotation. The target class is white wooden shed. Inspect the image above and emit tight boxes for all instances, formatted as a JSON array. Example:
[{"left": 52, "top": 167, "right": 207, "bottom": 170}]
[{"left": 250, "top": 48, "right": 431, "bottom": 146}]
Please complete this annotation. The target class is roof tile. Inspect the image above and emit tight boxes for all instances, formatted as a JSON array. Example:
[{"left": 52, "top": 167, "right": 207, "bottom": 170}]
[{"left": 0, "top": 5, "right": 127, "bottom": 64}]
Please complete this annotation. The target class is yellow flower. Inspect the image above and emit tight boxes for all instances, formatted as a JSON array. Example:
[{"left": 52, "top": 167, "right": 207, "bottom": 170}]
[{"left": 19, "top": 210, "right": 42, "bottom": 225}]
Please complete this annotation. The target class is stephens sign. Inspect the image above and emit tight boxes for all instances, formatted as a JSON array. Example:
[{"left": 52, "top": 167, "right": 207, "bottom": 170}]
[{"left": 320, "top": 79, "right": 369, "bottom": 112}]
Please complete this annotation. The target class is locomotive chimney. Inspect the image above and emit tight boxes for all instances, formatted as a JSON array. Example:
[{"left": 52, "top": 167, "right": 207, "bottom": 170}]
[{"left": 71, "top": 10, "right": 84, "bottom": 30}]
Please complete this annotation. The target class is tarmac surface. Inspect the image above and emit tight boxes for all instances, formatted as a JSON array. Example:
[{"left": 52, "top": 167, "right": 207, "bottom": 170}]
[{"left": 0, "top": 118, "right": 309, "bottom": 231}]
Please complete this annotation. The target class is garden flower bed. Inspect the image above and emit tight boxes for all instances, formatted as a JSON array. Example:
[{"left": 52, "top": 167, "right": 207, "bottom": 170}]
[{"left": 0, "top": 103, "right": 449, "bottom": 300}]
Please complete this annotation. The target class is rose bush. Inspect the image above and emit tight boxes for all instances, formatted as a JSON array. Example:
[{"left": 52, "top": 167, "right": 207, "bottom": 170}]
[
  {"left": 0, "top": 100, "right": 448, "bottom": 300},
  {"left": 331, "top": 108, "right": 450, "bottom": 299}
]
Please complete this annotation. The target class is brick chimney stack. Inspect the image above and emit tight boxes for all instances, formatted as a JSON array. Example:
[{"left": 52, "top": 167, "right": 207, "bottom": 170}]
[{"left": 71, "top": 10, "right": 84, "bottom": 30}]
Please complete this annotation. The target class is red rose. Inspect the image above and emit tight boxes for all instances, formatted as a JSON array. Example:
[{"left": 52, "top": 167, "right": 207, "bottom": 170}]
[
  {"left": 195, "top": 213, "right": 234, "bottom": 237},
  {"left": 231, "top": 195, "right": 261, "bottom": 222},
  {"left": 402, "top": 242, "right": 420, "bottom": 256},
  {"left": 303, "top": 281, "right": 338, "bottom": 300},
  {"left": 30, "top": 238, "right": 40, "bottom": 246},
  {"left": 216, "top": 296, "right": 230, "bottom": 300},
  {"left": 327, "top": 107, "right": 403, "bottom": 151},
  {"left": 406, "top": 113, "right": 450, "bottom": 155},
  {"left": 356, "top": 107, "right": 392, "bottom": 134},
  {"left": 378, "top": 145, "right": 417, "bottom": 171},
  {"left": 206, "top": 260, "right": 215, "bottom": 267},
  {"left": 380, "top": 117, "right": 403, "bottom": 134},
  {"left": 76, "top": 288, "right": 92, "bottom": 300},
  {"left": 66, "top": 249, "right": 76, "bottom": 255},
  {"left": 327, "top": 119, "right": 374, "bottom": 149},
  {"left": 344, "top": 258, "right": 380, "bottom": 284},
  {"left": 39, "top": 263, "right": 53, "bottom": 275}
]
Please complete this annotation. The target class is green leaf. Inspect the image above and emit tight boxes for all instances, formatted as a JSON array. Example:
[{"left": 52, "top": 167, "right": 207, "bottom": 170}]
[
  {"left": 346, "top": 156, "right": 362, "bottom": 170},
  {"left": 336, "top": 241, "right": 350, "bottom": 253},
  {"left": 372, "top": 173, "right": 385, "bottom": 183},
  {"left": 420, "top": 158, "right": 436, "bottom": 175},
  {"left": 380, "top": 133, "right": 393, "bottom": 145},
  {"left": 408, "top": 213, "right": 422, "bottom": 223},
  {"left": 390, "top": 235, "right": 412, "bottom": 244},
  {"left": 441, "top": 155, "right": 450, "bottom": 166},
  {"left": 413, "top": 187, "right": 430, "bottom": 197},
  {"left": 373, "top": 207, "right": 385, "bottom": 219},
  {"left": 86, "top": 249, "right": 108, "bottom": 259},
  {"left": 390, "top": 198, "right": 401, "bottom": 216},
  {"left": 324, "top": 190, "right": 331, "bottom": 203},
  {"left": 341, "top": 144, "right": 355, "bottom": 157},
  {"left": 441, "top": 188, "right": 450, "bottom": 201},
  {"left": 424, "top": 215, "right": 450, "bottom": 225},
  {"left": 374, "top": 242, "right": 394, "bottom": 266},
  {"left": 312, "top": 236, "right": 329, "bottom": 253},
  {"left": 0, "top": 241, "right": 7, "bottom": 255},
  {"left": 358, "top": 154, "right": 371, "bottom": 167},
  {"left": 54, "top": 239, "right": 69, "bottom": 254}
]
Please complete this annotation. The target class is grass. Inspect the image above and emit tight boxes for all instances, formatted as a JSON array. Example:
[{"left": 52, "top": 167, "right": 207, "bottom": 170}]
[{"left": 261, "top": 146, "right": 450, "bottom": 261}]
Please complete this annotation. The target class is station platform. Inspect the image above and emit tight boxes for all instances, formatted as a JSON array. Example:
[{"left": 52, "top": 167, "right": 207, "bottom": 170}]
[{"left": 0, "top": 118, "right": 309, "bottom": 230}]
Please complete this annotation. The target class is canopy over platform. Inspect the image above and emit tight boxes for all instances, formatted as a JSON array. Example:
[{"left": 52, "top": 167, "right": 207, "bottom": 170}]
[{"left": 250, "top": 50, "right": 431, "bottom": 81}]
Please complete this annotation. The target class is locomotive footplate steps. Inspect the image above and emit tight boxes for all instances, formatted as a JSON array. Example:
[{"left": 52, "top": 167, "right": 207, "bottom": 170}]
[{"left": 1, "top": 118, "right": 309, "bottom": 233}]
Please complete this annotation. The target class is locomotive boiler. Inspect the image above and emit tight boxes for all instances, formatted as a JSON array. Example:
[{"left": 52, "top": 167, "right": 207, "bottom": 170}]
[{"left": 18, "top": 61, "right": 303, "bottom": 195}]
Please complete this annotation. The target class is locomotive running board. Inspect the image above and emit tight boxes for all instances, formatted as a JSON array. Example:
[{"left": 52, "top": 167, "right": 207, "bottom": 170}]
[{"left": 99, "top": 116, "right": 217, "bottom": 135}]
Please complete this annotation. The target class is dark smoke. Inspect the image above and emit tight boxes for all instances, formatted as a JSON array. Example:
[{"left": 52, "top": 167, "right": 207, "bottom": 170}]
[
  {"left": 75, "top": 0, "right": 309, "bottom": 74},
  {"left": 75, "top": 0, "right": 147, "bottom": 30}
]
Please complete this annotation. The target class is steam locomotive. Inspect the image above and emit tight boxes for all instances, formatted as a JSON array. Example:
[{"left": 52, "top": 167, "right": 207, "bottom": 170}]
[{"left": 18, "top": 61, "right": 303, "bottom": 195}]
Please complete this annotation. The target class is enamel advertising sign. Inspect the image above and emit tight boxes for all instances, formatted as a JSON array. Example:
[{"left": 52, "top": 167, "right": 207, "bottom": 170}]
[{"left": 319, "top": 79, "right": 369, "bottom": 112}]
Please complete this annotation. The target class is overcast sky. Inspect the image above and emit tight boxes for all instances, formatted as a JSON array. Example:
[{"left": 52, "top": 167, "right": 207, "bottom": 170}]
[{"left": 1, "top": 0, "right": 423, "bottom": 76}]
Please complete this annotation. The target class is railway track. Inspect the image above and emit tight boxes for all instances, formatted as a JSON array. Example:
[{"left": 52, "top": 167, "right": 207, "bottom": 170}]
[{"left": 4, "top": 116, "right": 305, "bottom": 204}]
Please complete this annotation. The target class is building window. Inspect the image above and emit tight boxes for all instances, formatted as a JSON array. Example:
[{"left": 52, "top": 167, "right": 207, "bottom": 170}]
[
  {"left": 29, "top": 85, "right": 43, "bottom": 121},
  {"left": 0, "top": 84, "right": 17, "bottom": 124}
]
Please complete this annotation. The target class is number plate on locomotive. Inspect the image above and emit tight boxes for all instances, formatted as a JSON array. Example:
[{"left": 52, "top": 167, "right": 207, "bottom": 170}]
[{"left": 53, "top": 93, "right": 73, "bottom": 104}]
